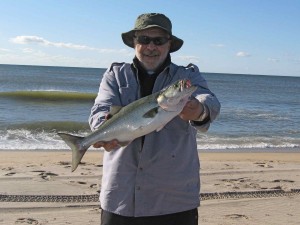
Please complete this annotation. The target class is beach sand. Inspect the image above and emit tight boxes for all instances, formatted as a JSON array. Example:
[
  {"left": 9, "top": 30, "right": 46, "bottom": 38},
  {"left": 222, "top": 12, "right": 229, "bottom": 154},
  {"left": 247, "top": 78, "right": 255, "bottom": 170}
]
[{"left": 1, "top": 150, "right": 300, "bottom": 225}]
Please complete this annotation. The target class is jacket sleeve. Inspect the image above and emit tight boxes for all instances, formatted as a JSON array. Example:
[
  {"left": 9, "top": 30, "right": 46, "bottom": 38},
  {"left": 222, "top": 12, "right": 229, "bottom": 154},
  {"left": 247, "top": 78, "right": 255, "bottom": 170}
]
[
  {"left": 89, "top": 64, "right": 123, "bottom": 131},
  {"left": 184, "top": 64, "right": 221, "bottom": 132}
]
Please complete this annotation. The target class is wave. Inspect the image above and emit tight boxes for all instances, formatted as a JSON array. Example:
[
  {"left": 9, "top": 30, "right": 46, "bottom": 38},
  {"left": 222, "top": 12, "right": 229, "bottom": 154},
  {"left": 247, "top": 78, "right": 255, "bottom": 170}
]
[
  {"left": 6, "top": 121, "right": 90, "bottom": 132},
  {"left": 196, "top": 134, "right": 300, "bottom": 150},
  {"left": 0, "top": 90, "right": 96, "bottom": 102},
  {"left": 0, "top": 126, "right": 299, "bottom": 151},
  {"left": 0, "top": 121, "right": 92, "bottom": 150}
]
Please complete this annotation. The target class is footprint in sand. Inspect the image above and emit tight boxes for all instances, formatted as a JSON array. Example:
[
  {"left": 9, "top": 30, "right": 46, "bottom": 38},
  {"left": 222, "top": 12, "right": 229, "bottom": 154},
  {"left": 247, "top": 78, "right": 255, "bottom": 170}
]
[
  {"left": 57, "top": 161, "right": 71, "bottom": 168},
  {"left": 273, "top": 179, "right": 294, "bottom": 183},
  {"left": 31, "top": 170, "right": 46, "bottom": 173},
  {"left": 69, "top": 181, "right": 87, "bottom": 185},
  {"left": 77, "top": 181, "right": 87, "bottom": 185},
  {"left": 220, "top": 177, "right": 261, "bottom": 190},
  {"left": 2, "top": 166, "right": 14, "bottom": 171},
  {"left": 57, "top": 161, "right": 70, "bottom": 165},
  {"left": 37, "top": 172, "right": 59, "bottom": 180},
  {"left": 254, "top": 162, "right": 273, "bottom": 168},
  {"left": 5, "top": 172, "right": 16, "bottom": 176},
  {"left": 15, "top": 218, "right": 39, "bottom": 224},
  {"left": 225, "top": 214, "right": 249, "bottom": 220},
  {"left": 26, "top": 165, "right": 36, "bottom": 168}
]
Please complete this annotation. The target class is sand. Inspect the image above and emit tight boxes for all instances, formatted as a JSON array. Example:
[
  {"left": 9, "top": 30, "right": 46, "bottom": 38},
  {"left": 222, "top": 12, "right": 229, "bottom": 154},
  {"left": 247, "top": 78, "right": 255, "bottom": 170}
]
[{"left": 1, "top": 150, "right": 300, "bottom": 225}]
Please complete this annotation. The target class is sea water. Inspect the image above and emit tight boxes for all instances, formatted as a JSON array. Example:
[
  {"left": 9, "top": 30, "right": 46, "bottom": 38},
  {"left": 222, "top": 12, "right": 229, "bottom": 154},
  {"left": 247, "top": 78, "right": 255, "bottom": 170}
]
[{"left": 0, "top": 64, "right": 299, "bottom": 151}]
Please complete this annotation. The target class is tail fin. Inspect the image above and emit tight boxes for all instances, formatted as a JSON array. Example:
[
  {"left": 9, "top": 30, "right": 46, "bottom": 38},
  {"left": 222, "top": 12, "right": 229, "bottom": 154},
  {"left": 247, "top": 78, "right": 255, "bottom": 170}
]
[{"left": 57, "top": 132, "right": 87, "bottom": 172}]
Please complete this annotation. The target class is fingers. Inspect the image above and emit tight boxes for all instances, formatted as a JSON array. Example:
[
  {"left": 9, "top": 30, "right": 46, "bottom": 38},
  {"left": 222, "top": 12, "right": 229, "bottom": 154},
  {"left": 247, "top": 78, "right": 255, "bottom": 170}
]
[
  {"left": 104, "top": 139, "right": 119, "bottom": 151},
  {"left": 93, "top": 142, "right": 104, "bottom": 148},
  {"left": 93, "top": 139, "right": 120, "bottom": 152},
  {"left": 185, "top": 99, "right": 199, "bottom": 109},
  {"left": 180, "top": 99, "right": 202, "bottom": 121}
]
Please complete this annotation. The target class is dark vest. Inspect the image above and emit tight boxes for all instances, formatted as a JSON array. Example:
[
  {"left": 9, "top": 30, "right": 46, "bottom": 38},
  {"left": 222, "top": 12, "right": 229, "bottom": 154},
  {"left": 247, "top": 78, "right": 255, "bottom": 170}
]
[{"left": 132, "top": 55, "right": 171, "bottom": 97}]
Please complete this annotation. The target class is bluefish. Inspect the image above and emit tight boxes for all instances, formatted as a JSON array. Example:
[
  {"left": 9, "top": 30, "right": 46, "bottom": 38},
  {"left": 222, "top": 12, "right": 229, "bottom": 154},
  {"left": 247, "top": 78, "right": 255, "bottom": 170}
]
[{"left": 58, "top": 79, "right": 197, "bottom": 171}]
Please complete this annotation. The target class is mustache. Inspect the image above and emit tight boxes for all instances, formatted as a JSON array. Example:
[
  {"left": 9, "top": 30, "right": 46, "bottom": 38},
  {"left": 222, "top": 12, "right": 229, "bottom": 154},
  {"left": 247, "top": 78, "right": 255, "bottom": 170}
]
[{"left": 143, "top": 51, "right": 160, "bottom": 57}]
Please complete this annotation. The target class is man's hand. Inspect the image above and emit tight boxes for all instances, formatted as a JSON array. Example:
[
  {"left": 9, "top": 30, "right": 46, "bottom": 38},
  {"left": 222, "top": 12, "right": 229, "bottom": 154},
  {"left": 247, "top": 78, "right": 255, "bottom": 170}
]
[
  {"left": 92, "top": 113, "right": 120, "bottom": 152},
  {"left": 179, "top": 98, "right": 203, "bottom": 121},
  {"left": 93, "top": 139, "right": 120, "bottom": 152}
]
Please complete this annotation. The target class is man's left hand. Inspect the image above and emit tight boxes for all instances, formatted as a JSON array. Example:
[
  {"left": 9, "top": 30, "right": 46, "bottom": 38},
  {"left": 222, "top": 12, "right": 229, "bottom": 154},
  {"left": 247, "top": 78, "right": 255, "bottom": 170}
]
[{"left": 179, "top": 98, "right": 203, "bottom": 121}]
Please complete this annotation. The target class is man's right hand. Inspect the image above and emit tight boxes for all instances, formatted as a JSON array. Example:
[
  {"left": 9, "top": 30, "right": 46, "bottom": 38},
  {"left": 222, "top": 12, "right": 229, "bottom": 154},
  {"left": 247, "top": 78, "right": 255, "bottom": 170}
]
[{"left": 93, "top": 139, "right": 120, "bottom": 152}]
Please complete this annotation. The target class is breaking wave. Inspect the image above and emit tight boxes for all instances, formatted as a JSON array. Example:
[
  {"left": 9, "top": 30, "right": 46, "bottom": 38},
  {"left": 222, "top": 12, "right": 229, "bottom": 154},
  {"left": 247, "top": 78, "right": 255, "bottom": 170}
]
[{"left": 0, "top": 90, "right": 96, "bottom": 102}]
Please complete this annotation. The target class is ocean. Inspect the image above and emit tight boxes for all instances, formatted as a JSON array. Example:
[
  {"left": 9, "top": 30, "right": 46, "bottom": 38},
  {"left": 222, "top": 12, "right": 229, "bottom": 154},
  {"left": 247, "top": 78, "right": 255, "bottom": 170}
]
[{"left": 0, "top": 64, "right": 299, "bottom": 151}]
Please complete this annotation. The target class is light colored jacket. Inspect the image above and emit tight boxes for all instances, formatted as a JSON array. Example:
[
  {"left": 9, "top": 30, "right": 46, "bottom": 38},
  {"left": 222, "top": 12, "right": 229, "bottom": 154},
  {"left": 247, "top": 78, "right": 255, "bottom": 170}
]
[{"left": 89, "top": 62, "right": 220, "bottom": 217}]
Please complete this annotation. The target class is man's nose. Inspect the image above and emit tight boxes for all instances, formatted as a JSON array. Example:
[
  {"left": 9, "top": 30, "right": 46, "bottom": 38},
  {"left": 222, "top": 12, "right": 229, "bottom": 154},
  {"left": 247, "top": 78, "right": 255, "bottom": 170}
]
[{"left": 146, "top": 41, "right": 157, "bottom": 50}]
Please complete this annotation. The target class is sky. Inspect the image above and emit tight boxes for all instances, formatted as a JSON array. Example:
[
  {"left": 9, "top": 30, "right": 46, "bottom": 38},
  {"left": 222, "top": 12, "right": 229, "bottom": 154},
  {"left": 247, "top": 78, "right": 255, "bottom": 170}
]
[{"left": 0, "top": 0, "right": 299, "bottom": 77}]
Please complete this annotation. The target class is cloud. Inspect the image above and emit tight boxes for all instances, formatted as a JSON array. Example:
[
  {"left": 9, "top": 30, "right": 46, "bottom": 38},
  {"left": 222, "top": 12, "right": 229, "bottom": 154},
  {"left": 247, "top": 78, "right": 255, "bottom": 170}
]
[
  {"left": 267, "top": 58, "right": 280, "bottom": 62},
  {"left": 10, "top": 35, "right": 128, "bottom": 53},
  {"left": 176, "top": 55, "right": 200, "bottom": 63},
  {"left": 236, "top": 51, "right": 251, "bottom": 57},
  {"left": 22, "top": 48, "right": 35, "bottom": 53},
  {"left": 11, "top": 35, "right": 97, "bottom": 50},
  {"left": 0, "top": 47, "right": 105, "bottom": 68},
  {"left": 12, "top": 36, "right": 46, "bottom": 44},
  {"left": 0, "top": 48, "right": 11, "bottom": 53}
]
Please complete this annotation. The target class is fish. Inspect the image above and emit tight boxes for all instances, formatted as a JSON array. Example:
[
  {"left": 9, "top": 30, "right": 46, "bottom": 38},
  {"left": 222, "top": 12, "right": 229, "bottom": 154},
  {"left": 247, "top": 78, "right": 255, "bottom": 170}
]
[{"left": 57, "top": 79, "right": 197, "bottom": 171}]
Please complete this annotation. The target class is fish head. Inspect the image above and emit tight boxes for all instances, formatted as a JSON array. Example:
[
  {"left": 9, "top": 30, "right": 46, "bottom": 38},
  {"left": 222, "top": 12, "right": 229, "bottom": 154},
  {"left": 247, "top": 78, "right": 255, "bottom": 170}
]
[{"left": 157, "top": 79, "right": 197, "bottom": 111}]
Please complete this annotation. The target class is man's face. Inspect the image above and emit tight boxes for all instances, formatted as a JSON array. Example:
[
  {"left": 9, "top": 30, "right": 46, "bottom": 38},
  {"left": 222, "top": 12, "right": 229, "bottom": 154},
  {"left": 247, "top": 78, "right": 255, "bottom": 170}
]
[{"left": 134, "top": 28, "right": 171, "bottom": 71}]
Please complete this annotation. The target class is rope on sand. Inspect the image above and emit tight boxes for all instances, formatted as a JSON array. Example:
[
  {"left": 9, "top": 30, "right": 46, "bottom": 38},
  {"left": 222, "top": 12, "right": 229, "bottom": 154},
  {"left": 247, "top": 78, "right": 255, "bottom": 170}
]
[
  {"left": 1, "top": 189, "right": 300, "bottom": 202},
  {"left": 199, "top": 188, "right": 300, "bottom": 200}
]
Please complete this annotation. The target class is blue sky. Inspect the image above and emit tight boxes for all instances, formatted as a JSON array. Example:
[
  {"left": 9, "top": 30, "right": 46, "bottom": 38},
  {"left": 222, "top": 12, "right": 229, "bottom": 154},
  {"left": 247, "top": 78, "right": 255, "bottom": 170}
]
[{"left": 0, "top": 0, "right": 299, "bottom": 76}]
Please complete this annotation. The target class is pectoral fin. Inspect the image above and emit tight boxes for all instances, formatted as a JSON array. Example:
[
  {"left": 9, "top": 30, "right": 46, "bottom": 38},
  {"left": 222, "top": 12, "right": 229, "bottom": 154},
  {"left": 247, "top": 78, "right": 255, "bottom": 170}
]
[
  {"left": 156, "top": 125, "right": 165, "bottom": 132},
  {"left": 143, "top": 107, "right": 159, "bottom": 118},
  {"left": 118, "top": 141, "right": 131, "bottom": 146}
]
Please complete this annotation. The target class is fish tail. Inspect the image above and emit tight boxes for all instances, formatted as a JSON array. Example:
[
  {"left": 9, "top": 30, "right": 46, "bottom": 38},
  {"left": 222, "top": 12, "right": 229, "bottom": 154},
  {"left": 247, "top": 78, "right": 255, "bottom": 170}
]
[{"left": 57, "top": 132, "right": 87, "bottom": 172}]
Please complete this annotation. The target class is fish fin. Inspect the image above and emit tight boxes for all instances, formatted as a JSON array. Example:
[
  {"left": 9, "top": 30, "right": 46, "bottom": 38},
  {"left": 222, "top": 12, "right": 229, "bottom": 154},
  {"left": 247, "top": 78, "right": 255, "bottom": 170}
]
[
  {"left": 109, "top": 106, "right": 122, "bottom": 115},
  {"left": 156, "top": 126, "right": 165, "bottom": 132},
  {"left": 57, "top": 132, "right": 88, "bottom": 172},
  {"left": 143, "top": 107, "right": 159, "bottom": 118},
  {"left": 118, "top": 141, "right": 131, "bottom": 147}
]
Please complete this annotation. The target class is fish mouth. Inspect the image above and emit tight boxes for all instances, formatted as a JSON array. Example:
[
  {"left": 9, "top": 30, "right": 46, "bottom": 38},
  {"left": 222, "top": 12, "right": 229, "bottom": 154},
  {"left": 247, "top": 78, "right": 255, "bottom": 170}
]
[
  {"left": 180, "top": 79, "right": 192, "bottom": 91},
  {"left": 157, "top": 79, "right": 196, "bottom": 110}
]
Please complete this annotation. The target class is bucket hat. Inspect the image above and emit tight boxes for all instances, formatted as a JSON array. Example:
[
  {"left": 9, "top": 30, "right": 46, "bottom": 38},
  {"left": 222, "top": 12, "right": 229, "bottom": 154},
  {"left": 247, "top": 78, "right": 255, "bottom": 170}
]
[{"left": 121, "top": 13, "right": 183, "bottom": 53}]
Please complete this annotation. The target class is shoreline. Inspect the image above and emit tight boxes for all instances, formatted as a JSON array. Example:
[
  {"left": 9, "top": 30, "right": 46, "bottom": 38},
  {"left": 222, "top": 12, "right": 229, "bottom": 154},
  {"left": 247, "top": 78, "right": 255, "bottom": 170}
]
[{"left": 1, "top": 146, "right": 299, "bottom": 152}]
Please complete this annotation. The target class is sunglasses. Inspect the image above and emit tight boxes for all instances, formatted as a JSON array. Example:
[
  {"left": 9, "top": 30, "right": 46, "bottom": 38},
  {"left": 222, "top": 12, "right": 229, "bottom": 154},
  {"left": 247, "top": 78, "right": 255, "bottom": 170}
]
[{"left": 134, "top": 35, "right": 171, "bottom": 46}]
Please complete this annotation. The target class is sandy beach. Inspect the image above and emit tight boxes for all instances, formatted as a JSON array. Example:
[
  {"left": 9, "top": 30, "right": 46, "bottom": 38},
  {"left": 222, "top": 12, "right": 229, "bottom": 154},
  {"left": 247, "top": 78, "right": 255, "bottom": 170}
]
[{"left": 1, "top": 150, "right": 300, "bottom": 225}]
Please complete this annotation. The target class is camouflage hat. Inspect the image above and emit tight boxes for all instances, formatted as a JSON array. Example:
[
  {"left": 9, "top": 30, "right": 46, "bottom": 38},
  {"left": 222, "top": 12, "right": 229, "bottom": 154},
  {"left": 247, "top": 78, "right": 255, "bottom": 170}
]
[{"left": 121, "top": 13, "right": 183, "bottom": 53}]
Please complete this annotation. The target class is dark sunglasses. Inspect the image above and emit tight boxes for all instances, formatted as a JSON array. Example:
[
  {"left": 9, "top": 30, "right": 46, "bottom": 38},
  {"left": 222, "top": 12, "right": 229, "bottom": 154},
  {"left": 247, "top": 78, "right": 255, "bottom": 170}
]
[{"left": 134, "top": 35, "right": 171, "bottom": 46}]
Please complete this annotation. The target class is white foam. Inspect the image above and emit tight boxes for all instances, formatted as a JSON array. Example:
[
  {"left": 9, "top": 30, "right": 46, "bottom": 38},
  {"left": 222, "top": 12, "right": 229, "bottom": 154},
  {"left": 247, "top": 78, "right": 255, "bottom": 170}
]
[{"left": 0, "top": 129, "right": 299, "bottom": 151}]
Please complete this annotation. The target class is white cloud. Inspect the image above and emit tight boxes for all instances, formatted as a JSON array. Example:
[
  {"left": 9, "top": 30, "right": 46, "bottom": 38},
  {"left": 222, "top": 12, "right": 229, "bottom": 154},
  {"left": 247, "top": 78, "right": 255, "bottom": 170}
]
[
  {"left": 22, "top": 48, "right": 35, "bottom": 53},
  {"left": 10, "top": 35, "right": 128, "bottom": 54},
  {"left": 0, "top": 47, "right": 99, "bottom": 67},
  {"left": 267, "top": 58, "right": 280, "bottom": 62},
  {"left": 12, "top": 36, "right": 45, "bottom": 44},
  {"left": 0, "top": 45, "right": 133, "bottom": 68},
  {"left": 0, "top": 48, "right": 11, "bottom": 53},
  {"left": 236, "top": 51, "right": 251, "bottom": 57},
  {"left": 11, "top": 35, "right": 93, "bottom": 50},
  {"left": 176, "top": 55, "right": 200, "bottom": 63}
]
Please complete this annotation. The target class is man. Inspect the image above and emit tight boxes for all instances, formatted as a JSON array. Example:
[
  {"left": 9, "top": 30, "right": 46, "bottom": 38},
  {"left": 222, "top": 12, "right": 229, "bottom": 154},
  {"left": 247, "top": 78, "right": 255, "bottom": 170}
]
[{"left": 89, "top": 13, "right": 220, "bottom": 225}]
